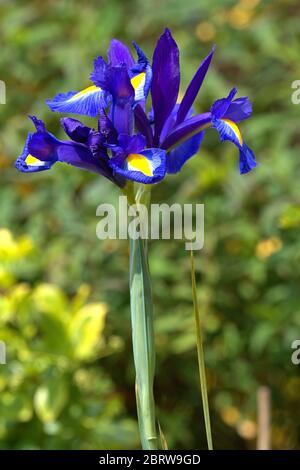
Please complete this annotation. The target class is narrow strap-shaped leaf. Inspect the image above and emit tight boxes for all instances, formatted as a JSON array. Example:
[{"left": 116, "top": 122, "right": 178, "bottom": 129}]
[
  {"left": 190, "top": 249, "right": 213, "bottom": 450},
  {"left": 129, "top": 185, "right": 158, "bottom": 450}
]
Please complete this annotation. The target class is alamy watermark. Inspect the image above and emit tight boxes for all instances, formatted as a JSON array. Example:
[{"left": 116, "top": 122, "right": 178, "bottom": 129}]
[
  {"left": 291, "top": 339, "right": 300, "bottom": 365},
  {"left": 291, "top": 80, "right": 300, "bottom": 104},
  {"left": 0, "top": 80, "right": 6, "bottom": 104},
  {"left": 96, "top": 196, "right": 204, "bottom": 250},
  {"left": 0, "top": 341, "right": 6, "bottom": 364}
]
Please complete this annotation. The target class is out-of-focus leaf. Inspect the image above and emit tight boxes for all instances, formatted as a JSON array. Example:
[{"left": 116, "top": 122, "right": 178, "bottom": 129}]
[
  {"left": 34, "top": 377, "right": 68, "bottom": 423},
  {"left": 69, "top": 303, "right": 107, "bottom": 360}
]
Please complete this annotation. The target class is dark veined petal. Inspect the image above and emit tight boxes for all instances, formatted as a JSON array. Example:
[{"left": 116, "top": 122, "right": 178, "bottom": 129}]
[
  {"left": 15, "top": 133, "right": 56, "bottom": 173},
  {"left": 98, "top": 109, "right": 118, "bottom": 144},
  {"left": 166, "top": 131, "right": 205, "bottom": 174},
  {"left": 161, "top": 112, "right": 211, "bottom": 150},
  {"left": 223, "top": 96, "right": 252, "bottom": 122},
  {"left": 210, "top": 88, "right": 237, "bottom": 119},
  {"left": 90, "top": 56, "right": 108, "bottom": 89},
  {"left": 46, "top": 86, "right": 109, "bottom": 117},
  {"left": 60, "top": 117, "right": 92, "bottom": 143},
  {"left": 28, "top": 131, "right": 115, "bottom": 177},
  {"left": 93, "top": 62, "right": 135, "bottom": 134},
  {"left": 29, "top": 115, "right": 46, "bottom": 132},
  {"left": 93, "top": 62, "right": 134, "bottom": 103},
  {"left": 111, "top": 101, "right": 134, "bottom": 135},
  {"left": 151, "top": 28, "right": 180, "bottom": 144},
  {"left": 176, "top": 46, "right": 215, "bottom": 125},
  {"left": 118, "top": 133, "right": 146, "bottom": 154},
  {"left": 109, "top": 148, "right": 166, "bottom": 184},
  {"left": 107, "top": 39, "right": 134, "bottom": 67},
  {"left": 134, "top": 105, "right": 154, "bottom": 147},
  {"left": 132, "top": 42, "right": 149, "bottom": 71},
  {"left": 212, "top": 118, "right": 257, "bottom": 174}
]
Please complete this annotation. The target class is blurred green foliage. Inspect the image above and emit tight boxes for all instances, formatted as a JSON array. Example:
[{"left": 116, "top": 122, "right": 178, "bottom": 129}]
[{"left": 1, "top": 0, "right": 300, "bottom": 450}]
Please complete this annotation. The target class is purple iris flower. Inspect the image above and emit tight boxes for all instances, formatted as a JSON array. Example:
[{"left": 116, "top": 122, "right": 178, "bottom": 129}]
[{"left": 16, "top": 29, "right": 257, "bottom": 183}]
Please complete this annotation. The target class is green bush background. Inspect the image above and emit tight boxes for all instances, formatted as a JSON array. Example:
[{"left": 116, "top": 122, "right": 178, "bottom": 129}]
[{"left": 0, "top": 0, "right": 300, "bottom": 449}]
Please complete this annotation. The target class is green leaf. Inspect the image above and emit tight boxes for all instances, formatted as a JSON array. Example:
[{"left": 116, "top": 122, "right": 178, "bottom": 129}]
[
  {"left": 34, "top": 377, "right": 68, "bottom": 423},
  {"left": 69, "top": 302, "right": 107, "bottom": 360},
  {"left": 190, "top": 250, "right": 213, "bottom": 450}
]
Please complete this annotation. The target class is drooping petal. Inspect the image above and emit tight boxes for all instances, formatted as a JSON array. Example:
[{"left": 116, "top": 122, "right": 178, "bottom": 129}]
[
  {"left": 28, "top": 131, "right": 113, "bottom": 177},
  {"left": 239, "top": 144, "right": 257, "bottom": 174},
  {"left": 223, "top": 96, "right": 252, "bottom": 122},
  {"left": 15, "top": 133, "right": 56, "bottom": 173},
  {"left": 60, "top": 117, "right": 92, "bottom": 143},
  {"left": 212, "top": 118, "right": 257, "bottom": 174},
  {"left": 107, "top": 39, "right": 134, "bottom": 67},
  {"left": 212, "top": 118, "right": 243, "bottom": 147},
  {"left": 161, "top": 112, "right": 211, "bottom": 150},
  {"left": 109, "top": 148, "right": 166, "bottom": 184},
  {"left": 210, "top": 88, "right": 237, "bottom": 119},
  {"left": 46, "top": 86, "right": 109, "bottom": 117},
  {"left": 151, "top": 28, "right": 180, "bottom": 144},
  {"left": 176, "top": 46, "right": 215, "bottom": 125},
  {"left": 166, "top": 131, "right": 205, "bottom": 174}
]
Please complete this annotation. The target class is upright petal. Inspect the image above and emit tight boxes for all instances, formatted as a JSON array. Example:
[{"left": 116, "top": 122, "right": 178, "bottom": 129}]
[
  {"left": 109, "top": 148, "right": 166, "bottom": 184},
  {"left": 98, "top": 109, "right": 118, "bottom": 143},
  {"left": 108, "top": 39, "right": 134, "bottom": 67},
  {"left": 92, "top": 62, "right": 134, "bottom": 104},
  {"left": 134, "top": 105, "right": 154, "bottom": 147},
  {"left": 166, "top": 131, "right": 204, "bottom": 174},
  {"left": 46, "top": 86, "right": 109, "bottom": 117},
  {"left": 151, "top": 28, "right": 180, "bottom": 144},
  {"left": 90, "top": 56, "right": 108, "bottom": 88},
  {"left": 176, "top": 46, "right": 215, "bottom": 125}
]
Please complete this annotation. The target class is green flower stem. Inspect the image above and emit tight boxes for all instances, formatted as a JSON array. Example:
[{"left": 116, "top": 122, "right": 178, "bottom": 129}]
[
  {"left": 190, "top": 249, "right": 213, "bottom": 450},
  {"left": 128, "top": 184, "right": 158, "bottom": 450}
]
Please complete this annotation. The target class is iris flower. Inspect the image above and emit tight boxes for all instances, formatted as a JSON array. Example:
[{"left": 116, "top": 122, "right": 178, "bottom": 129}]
[{"left": 16, "top": 29, "right": 257, "bottom": 183}]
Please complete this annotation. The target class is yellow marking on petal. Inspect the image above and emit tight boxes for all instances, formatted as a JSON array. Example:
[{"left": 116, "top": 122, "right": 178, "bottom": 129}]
[
  {"left": 72, "top": 85, "right": 100, "bottom": 99},
  {"left": 221, "top": 119, "right": 243, "bottom": 145},
  {"left": 25, "top": 154, "right": 42, "bottom": 165},
  {"left": 127, "top": 153, "right": 153, "bottom": 176},
  {"left": 131, "top": 72, "right": 146, "bottom": 90}
]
